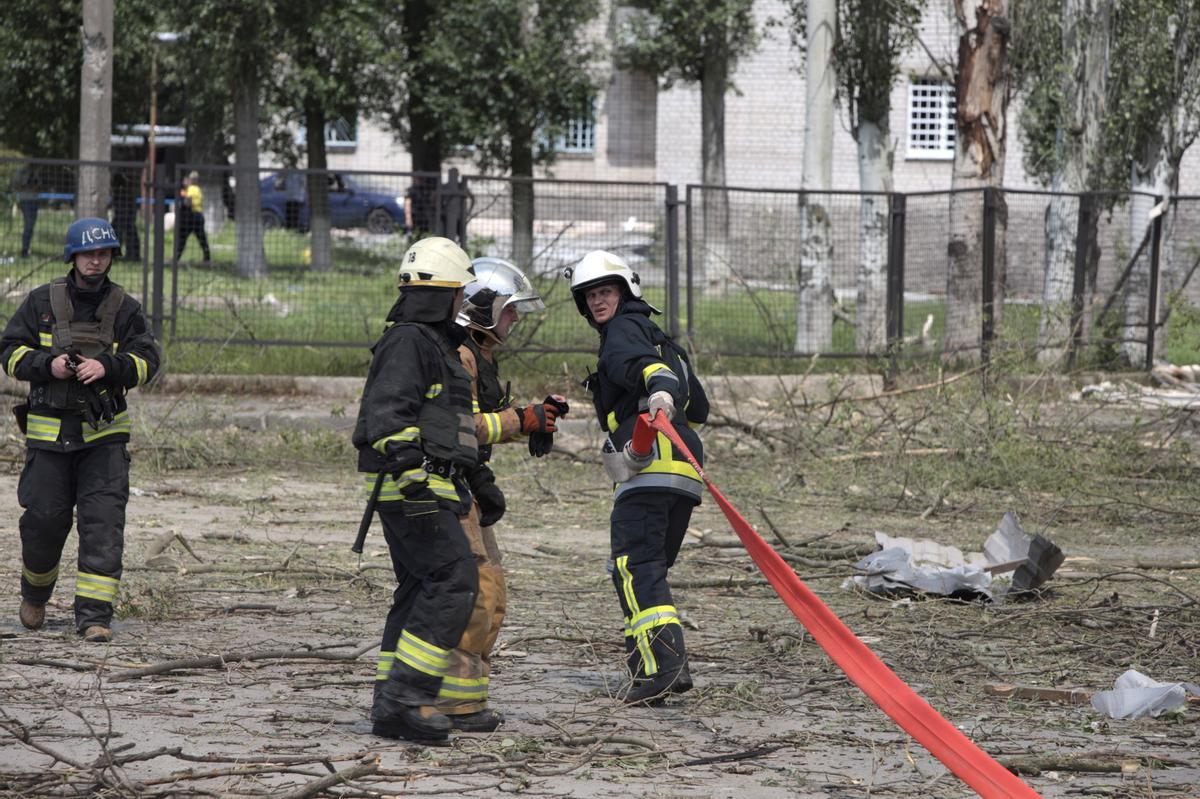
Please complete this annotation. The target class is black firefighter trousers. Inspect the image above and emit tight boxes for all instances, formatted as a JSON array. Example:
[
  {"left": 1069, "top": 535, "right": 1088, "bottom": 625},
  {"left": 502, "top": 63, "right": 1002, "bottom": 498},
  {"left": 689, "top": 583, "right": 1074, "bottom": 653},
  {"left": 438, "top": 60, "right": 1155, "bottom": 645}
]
[
  {"left": 610, "top": 491, "right": 698, "bottom": 680},
  {"left": 18, "top": 444, "right": 129, "bottom": 631},
  {"left": 374, "top": 505, "right": 478, "bottom": 719}
]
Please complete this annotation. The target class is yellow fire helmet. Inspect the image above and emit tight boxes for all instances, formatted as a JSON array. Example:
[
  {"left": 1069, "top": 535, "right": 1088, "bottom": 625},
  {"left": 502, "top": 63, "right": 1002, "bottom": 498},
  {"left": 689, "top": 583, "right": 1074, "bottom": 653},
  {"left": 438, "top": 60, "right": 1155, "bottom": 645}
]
[{"left": 397, "top": 237, "right": 475, "bottom": 289}]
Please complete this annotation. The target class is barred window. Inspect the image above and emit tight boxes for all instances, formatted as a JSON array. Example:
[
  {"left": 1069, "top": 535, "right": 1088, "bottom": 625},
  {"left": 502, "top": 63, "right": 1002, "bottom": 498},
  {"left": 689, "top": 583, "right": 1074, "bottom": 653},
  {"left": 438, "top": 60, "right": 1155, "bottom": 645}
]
[
  {"left": 325, "top": 116, "right": 357, "bottom": 151},
  {"left": 555, "top": 100, "right": 597, "bottom": 154},
  {"left": 906, "top": 79, "right": 955, "bottom": 160}
]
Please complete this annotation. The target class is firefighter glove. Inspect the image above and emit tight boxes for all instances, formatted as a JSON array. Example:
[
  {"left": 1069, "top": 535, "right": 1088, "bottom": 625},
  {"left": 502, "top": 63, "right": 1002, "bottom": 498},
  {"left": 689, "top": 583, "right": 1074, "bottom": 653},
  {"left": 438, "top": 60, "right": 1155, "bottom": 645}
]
[
  {"left": 647, "top": 390, "right": 675, "bottom": 421},
  {"left": 399, "top": 482, "right": 440, "bottom": 536},
  {"left": 518, "top": 402, "right": 559, "bottom": 434},
  {"left": 527, "top": 394, "right": 569, "bottom": 457},
  {"left": 474, "top": 480, "right": 506, "bottom": 527}
]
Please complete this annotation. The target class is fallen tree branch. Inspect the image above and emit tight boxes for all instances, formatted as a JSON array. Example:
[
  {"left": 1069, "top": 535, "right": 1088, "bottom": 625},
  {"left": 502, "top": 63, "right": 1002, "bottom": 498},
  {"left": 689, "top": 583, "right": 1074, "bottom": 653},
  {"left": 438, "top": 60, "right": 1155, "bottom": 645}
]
[
  {"left": 276, "top": 755, "right": 379, "bottom": 799},
  {"left": 108, "top": 641, "right": 375, "bottom": 681}
]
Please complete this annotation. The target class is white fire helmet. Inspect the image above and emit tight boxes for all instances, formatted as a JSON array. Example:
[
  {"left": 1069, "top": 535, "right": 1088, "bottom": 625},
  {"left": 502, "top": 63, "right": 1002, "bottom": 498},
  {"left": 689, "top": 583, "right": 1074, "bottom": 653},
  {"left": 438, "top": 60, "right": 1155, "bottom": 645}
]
[{"left": 563, "top": 250, "right": 658, "bottom": 316}]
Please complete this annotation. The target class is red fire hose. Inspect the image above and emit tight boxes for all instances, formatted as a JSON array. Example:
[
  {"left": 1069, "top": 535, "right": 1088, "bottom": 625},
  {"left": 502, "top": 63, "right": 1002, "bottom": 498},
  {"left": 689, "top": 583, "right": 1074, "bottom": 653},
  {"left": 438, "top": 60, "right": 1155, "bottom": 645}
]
[{"left": 633, "top": 412, "right": 1041, "bottom": 799}]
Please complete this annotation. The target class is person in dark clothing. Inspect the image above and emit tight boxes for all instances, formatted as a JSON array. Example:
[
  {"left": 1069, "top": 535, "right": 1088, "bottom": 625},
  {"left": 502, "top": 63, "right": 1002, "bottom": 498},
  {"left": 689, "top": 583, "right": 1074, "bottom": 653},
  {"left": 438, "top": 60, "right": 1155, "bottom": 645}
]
[
  {"left": 567, "top": 250, "right": 710, "bottom": 704},
  {"left": 13, "top": 164, "right": 41, "bottom": 257},
  {"left": 1, "top": 217, "right": 160, "bottom": 642},
  {"left": 110, "top": 172, "right": 140, "bottom": 261},
  {"left": 352, "top": 236, "right": 480, "bottom": 743}
]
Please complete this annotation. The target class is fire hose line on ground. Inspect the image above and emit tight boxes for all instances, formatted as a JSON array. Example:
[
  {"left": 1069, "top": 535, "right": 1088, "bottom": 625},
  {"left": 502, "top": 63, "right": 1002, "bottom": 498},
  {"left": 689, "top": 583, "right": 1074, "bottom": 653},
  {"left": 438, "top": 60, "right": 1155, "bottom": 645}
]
[{"left": 632, "top": 413, "right": 1042, "bottom": 799}]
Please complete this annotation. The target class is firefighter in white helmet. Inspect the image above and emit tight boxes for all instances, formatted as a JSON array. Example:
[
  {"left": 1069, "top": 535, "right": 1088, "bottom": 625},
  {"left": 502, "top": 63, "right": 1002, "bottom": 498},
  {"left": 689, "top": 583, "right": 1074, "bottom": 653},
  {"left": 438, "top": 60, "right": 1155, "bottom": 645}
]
[
  {"left": 566, "top": 250, "right": 709, "bottom": 704},
  {"left": 433, "top": 257, "right": 567, "bottom": 731},
  {"left": 352, "top": 237, "right": 480, "bottom": 742}
]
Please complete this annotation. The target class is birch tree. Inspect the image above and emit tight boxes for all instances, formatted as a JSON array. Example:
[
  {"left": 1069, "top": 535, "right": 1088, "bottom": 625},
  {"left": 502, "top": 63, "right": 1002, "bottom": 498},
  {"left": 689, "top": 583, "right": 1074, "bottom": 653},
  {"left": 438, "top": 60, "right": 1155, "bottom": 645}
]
[
  {"left": 1099, "top": 0, "right": 1200, "bottom": 363},
  {"left": 945, "top": 0, "right": 1010, "bottom": 361},
  {"left": 795, "top": 0, "right": 836, "bottom": 353},
  {"left": 1012, "top": 0, "right": 1114, "bottom": 364},
  {"left": 618, "top": 0, "right": 759, "bottom": 291},
  {"left": 786, "top": 0, "right": 924, "bottom": 353}
]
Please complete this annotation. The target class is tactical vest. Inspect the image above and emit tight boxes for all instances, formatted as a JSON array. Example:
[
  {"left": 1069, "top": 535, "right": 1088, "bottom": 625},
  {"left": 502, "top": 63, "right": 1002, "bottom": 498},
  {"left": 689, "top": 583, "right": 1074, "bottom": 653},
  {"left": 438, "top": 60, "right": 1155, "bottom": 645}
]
[
  {"left": 463, "top": 334, "right": 507, "bottom": 463},
  {"left": 46, "top": 278, "right": 125, "bottom": 411},
  {"left": 407, "top": 323, "right": 478, "bottom": 468}
]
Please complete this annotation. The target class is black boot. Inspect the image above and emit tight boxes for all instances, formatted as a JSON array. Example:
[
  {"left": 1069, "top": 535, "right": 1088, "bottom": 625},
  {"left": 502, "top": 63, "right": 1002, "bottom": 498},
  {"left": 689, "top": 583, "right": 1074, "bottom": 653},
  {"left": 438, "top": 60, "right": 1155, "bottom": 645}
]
[
  {"left": 622, "top": 662, "right": 693, "bottom": 705},
  {"left": 372, "top": 705, "right": 452, "bottom": 742},
  {"left": 448, "top": 708, "right": 504, "bottom": 732}
]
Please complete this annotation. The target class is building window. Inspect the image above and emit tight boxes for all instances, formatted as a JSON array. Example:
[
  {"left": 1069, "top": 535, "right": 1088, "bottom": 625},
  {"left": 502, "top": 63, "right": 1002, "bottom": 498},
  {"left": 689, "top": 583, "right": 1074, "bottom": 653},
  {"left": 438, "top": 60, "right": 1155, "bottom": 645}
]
[
  {"left": 906, "top": 79, "right": 955, "bottom": 160},
  {"left": 325, "top": 116, "right": 357, "bottom": 152},
  {"left": 555, "top": 100, "right": 596, "bottom": 154}
]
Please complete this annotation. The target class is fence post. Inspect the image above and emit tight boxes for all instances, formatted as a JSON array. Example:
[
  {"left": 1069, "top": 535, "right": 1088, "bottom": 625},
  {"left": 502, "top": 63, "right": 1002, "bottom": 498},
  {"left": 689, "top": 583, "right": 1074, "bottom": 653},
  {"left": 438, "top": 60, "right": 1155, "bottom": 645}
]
[
  {"left": 1146, "top": 195, "right": 1164, "bottom": 370},
  {"left": 151, "top": 163, "right": 166, "bottom": 342},
  {"left": 664, "top": 184, "right": 681, "bottom": 339},
  {"left": 685, "top": 185, "right": 695, "bottom": 343},
  {"left": 980, "top": 187, "right": 996, "bottom": 366},
  {"left": 1066, "top": 193, "right": 1095, "bottom": 369},
  {"left": 885, "top": 193, "right": 906, "bottom": 383},
  {"left": 439, "top": 168, "right": 468, "bottom": 245}
]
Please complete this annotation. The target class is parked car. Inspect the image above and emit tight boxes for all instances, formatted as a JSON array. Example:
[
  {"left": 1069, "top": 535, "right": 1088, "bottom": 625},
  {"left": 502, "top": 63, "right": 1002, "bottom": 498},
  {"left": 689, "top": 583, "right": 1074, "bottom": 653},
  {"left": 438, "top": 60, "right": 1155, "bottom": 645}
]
[{"left": 259, "top": 171, "right": 405, "bottom": 234}]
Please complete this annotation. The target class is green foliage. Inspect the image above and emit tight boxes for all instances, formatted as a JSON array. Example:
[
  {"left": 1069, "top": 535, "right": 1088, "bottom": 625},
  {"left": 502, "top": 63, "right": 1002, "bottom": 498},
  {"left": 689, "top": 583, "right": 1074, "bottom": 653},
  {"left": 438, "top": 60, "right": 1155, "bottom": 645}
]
[
  {"left": 417, "top": 0, "right": 604, "bottom": 175},
  {"left": 617, "top": 0, "right": 760, "bottom": 92},
  {"left": 1009, "top": 0, "right": 1064, "bottom": 184},
  {"left": 782, "top": 0, "right": 924, "bottom": 132},
  {"left": 0, "top": 0, "right": 168, "bottom": 157}
]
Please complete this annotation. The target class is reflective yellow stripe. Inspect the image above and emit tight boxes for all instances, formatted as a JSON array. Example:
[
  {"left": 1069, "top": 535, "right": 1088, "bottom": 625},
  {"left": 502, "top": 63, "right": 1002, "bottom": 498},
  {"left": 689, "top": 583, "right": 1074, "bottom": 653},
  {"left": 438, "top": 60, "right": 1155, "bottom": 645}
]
[
  {"left": 424, "top": 383, "right": 443, "bottom": 399},
  {"left": 82, "top": 410, "right": 131, "bottom": 442},
  {"left": 372, "top": 426, "right": 419, "bottom": 454},
  {"left": 405, "top": 279, "right": 463, "bottom": 288},
  {"left": 642, "top": 432, "right": 700, "bottom": 481},
  {"left": 472, "top": 400, "right": 482, "bottom": 413},
  {"left": 630, "top": 604, "right": 680, "bottom": 636},
  {"left": 396, "top": 630, "right": 450, "bottom": 677},
  {"left": 376, "top": 651, "right": 395, "bottom": 681},
  {"left": 112, "top": 341, "right": 119, "bottom": 352},
  {"left": 482, "top": 412, "right": 503, "bottom": 444},
  {"left": 22, "top": 564, "right": 59, "bottom": 587},
  {"left": 606, "top": 411, "right": 618, "bottom": 433},
  {"left": 616, "top": 556, "right": 658, "bottom": 674},
  {"left": 26, "top": 414, "right": 61, "bottom": 442},
  {"left": 129, "top": 354, "right": 148, "bottom": 386},
  {"left": 437, "top": 674, "right": 489, "bottom": 700},
  {"left": 365, "top": 472, "right": 404, "bottom": 502},
  {"left": 38, "top": 332, "right": 53, "bottom": 348},
  {"left": 641, "top": 362, "right": 672, "bottom": 386},
  {"left": 428, "top": 474, "right": 458, "bottom": 501},
  {"left": 7, "top": 345, "right": 33, "bottom": 375},
  {"left": 395, "top": 467, "right": 428, "bottom": 490},
  {"left": 75, "top": 572, "right": 120, "bottom": 603}
]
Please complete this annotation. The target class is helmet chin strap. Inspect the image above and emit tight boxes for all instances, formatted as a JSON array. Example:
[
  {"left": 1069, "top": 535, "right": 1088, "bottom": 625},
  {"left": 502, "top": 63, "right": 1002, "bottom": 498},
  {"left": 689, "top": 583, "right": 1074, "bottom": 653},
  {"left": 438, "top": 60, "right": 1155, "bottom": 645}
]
[{"left": 77, "top": 266, "right": 108, "bottom": 288}]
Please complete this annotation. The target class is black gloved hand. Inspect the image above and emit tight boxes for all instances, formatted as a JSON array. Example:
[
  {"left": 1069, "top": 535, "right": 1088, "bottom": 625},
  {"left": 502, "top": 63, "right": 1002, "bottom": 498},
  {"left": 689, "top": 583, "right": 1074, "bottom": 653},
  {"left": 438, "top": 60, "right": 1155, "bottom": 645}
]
[
  {"left": 474, "top": 480, "right": 506, "bottom": 526},
  {"left": 399, "top": 481, "right": 440, "bottom": 537},
  {"left": 527, "top": 394, "right": 569, "bottom": 457}
]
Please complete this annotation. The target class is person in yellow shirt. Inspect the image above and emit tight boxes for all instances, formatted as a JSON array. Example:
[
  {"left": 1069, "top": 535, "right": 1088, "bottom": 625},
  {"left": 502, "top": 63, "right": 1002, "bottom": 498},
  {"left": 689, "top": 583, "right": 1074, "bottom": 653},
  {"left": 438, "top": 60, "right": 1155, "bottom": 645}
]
[{"left": 174, "top": 171, "right": 211, "bottom": 264}]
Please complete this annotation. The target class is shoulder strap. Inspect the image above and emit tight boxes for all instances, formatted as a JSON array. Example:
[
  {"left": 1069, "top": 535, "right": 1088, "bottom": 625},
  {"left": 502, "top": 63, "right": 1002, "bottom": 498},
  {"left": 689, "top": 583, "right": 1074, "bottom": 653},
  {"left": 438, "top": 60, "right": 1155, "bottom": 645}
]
[
  {"left": 96, "top": 284, "right": 126, "bottom": 348},
  {"left": 49, "top": 278, "right": 73, "bottom": 350}
]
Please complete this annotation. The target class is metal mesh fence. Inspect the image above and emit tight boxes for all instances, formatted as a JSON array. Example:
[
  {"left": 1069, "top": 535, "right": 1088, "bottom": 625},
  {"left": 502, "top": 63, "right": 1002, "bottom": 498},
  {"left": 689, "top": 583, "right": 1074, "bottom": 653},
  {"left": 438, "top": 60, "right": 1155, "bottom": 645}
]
[{"left": 2, "top": 155, "right": 1195, "bottom": 371}]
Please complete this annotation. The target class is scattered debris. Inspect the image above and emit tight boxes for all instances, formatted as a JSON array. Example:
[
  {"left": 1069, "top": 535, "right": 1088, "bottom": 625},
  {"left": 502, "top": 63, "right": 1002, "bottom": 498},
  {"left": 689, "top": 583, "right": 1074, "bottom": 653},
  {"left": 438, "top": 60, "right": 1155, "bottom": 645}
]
[
  {"left": 847, "top": 512, "right": 1063, "bottom": 601},
  {"left": 1075, "top": 366, "right": 1200, "bottom": 409},
  {"left": 985, "top": 682, "right": 1093, "bottom": 705},
  {"left": 1090, "top": 669, "right": 1200, "bottom": 720}
]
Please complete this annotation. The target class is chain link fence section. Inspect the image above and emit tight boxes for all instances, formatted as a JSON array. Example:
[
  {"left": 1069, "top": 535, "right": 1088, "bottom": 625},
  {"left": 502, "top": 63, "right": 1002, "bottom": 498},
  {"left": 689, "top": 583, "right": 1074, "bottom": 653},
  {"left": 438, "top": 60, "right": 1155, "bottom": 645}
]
[{"left": 461, "top": 176, "right": 670, "bottom": 353}]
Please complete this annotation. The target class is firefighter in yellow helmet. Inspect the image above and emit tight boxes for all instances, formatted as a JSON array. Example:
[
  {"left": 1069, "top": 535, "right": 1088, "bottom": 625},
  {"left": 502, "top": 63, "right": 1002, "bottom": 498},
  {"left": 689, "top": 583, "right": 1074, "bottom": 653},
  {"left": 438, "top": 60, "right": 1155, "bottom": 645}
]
[
  {"left": 352, "top": 237, "right": 479, "bottom": 742},
  {"left": 435, "top": 257, "right": 567, "bottom": 731}
]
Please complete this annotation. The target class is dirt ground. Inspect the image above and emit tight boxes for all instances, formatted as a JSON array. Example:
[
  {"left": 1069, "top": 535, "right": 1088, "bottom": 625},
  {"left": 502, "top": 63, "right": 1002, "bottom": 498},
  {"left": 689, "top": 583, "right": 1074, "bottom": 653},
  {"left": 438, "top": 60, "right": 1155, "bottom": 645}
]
[{"left": 1, "top": 372, "right": 1198, "bottom": 798}]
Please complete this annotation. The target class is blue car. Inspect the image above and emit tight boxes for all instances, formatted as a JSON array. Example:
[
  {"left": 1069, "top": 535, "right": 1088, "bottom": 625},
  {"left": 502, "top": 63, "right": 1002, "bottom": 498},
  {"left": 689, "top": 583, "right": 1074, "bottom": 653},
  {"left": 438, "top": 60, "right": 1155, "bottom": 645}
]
[{"left": 259, "top": 171, "right": 406, "bottom": 234}]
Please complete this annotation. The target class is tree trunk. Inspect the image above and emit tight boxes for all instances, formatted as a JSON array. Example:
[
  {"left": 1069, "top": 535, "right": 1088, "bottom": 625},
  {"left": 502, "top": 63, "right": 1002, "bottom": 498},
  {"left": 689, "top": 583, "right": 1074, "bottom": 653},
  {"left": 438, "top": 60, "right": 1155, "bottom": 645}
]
[
  {"left": 1036, "top": 0, "right": 1113, "bottom": 365},
  {"left": 700, "top": 46, "right": 730, "bottom": 293},
  {"left": 510, "top": 125, "right": 535, "bottom": 272},
  {"left": 232, "top": 64, "right": 266, "bottom": 278},
  {"left": 77, "top": 0, "right": 113, "bottom": 219},
  {"left": 1122, "top": 134, "right": 1173, "bottom": 364},
  {"left": 187, "top": 99, "right": 227, "bottom": 235},
  {"left": 404, "top": 0, "right": 443, "bottom": 175},
  {"left": 305, "top": 103, "right": 333, "bottom": 273},
  {"left": 945, "top": 0, "right": 1009, "bottom": 362},
  {"left": 795, "top": 0, "right": 836, "bottom": 354},
  {"left": 855, "top": 118, "right": 892, "bottom": 353}
]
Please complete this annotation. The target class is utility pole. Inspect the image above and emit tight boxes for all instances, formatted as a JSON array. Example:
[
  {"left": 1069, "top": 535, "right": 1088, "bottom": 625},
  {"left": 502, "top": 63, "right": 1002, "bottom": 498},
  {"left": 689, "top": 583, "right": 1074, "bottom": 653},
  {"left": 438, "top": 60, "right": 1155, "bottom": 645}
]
[{"left": 78, "top": 0, "right": 114, "bottom": 218}]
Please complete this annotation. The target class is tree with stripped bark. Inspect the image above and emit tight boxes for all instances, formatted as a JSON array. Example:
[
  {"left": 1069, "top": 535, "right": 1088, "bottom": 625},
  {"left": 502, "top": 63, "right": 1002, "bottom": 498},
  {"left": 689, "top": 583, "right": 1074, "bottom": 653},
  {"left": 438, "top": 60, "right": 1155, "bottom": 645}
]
[{"left": 945, "top": 0, "right": 1011, "bottom": 362}]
